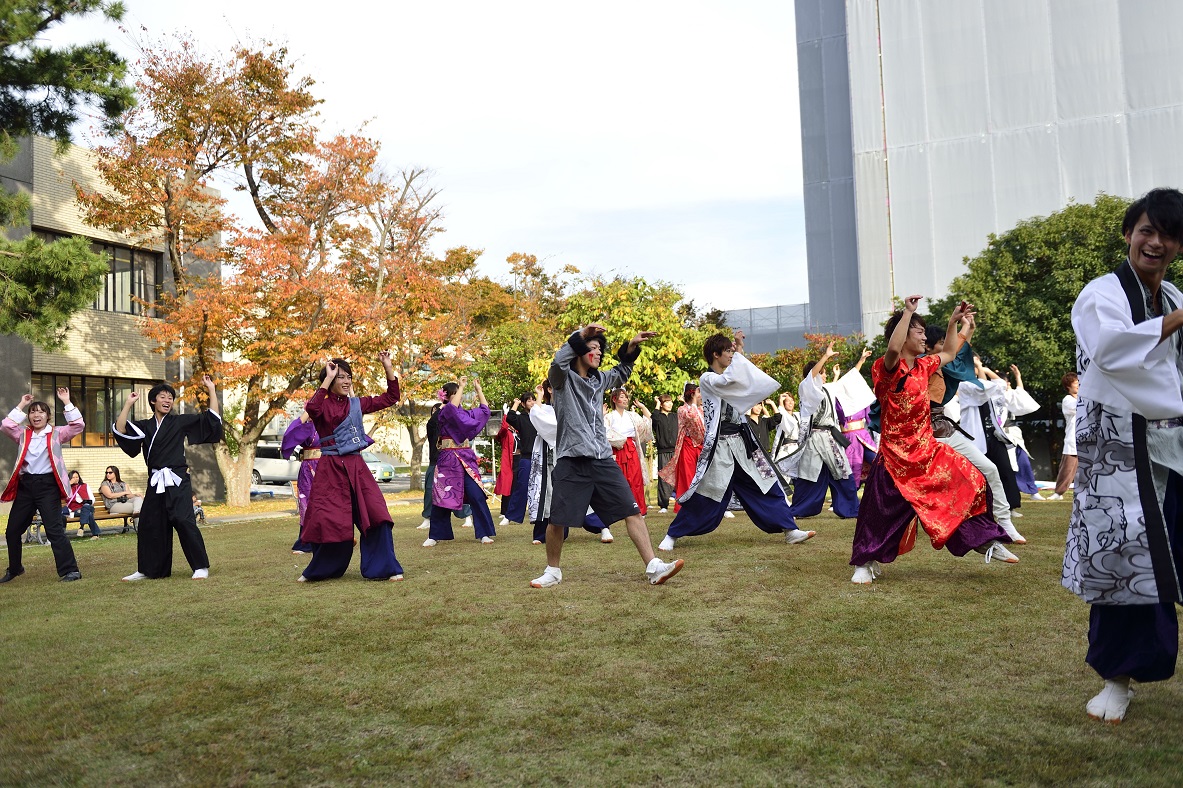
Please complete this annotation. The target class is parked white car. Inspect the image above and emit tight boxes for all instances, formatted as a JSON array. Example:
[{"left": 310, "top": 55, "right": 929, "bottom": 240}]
[{"left": 252, "top": 443, "right": 300, "bottom": 485}]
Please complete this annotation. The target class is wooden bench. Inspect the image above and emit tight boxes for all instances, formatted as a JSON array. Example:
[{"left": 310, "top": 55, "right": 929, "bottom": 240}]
[{"left": 68, "top": 499, "right": 137, "bottom": 532}]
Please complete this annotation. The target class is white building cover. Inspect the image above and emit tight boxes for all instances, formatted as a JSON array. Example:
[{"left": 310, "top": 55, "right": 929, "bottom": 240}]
[{"left": 842, "top": 0, "right": 1183, "bottom": 333}]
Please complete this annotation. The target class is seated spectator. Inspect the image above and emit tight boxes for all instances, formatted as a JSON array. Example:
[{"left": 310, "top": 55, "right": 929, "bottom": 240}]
[
  {"left": 64, "top": 470, "right": 101, "bottom": 539},
  {"left": 99, "top": 465, "right": 143, "bottom": 525},
  {"left": 192, "top": 495, "right": 206, "bottom": 526}
]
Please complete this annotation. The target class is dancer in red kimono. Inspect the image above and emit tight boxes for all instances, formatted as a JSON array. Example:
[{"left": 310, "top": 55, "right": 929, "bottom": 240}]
[
  {"left": 658, "top": 383, "right": 704, "bottom": 513},
  {"left": 849, "top": 296, "right": 1017, "bottom": 584},
  {"left": 298, "top": 353, "right": 403, "bottom": 582},
  {"left": 605, "top": 388, "right": 652, "bottom": 516}
]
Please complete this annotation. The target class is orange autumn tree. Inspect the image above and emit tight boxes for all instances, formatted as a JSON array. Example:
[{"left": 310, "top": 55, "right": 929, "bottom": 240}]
[{"left": 79, "top": 36, "right": 445, "bottom": 504}]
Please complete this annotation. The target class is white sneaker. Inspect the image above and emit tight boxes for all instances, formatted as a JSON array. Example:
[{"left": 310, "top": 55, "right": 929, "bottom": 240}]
[
  {"left": 600, "top": 528, "right": 614, "bottom": 543},
  {"left": 422, "top": 538, "right": 438, "bottom": 547},
  {"left": 784, "top": 529, "right": 816, "bottom": 545},
  {"left": 977, "top": 540, "right": 1019, "bottom": 564},
  {"left": 723, "top": 511, "right": 735, "bottom": 519},
  {"left": 76, "top": 528, "right": 85, "bottom": 538},
  {"left": 1011, "top": 510, "right": 1024, "bottom": 518},
  {"left": 530, "top": 566, "right": 562, "bottom": 588},
  {"left": 1047, "top": 493, "right": 1064, "bottom": 501},
  {"left": 462, "top": 517, "right": 474, "bottom": 528},
  {"left": 480, "top": 536, "right": 494, "bottom": 544},
  {"left": 646, "top": 557, "right": 684, "bottom": 585},
  {"left": 658, "top": 508, "right": 668, "bottom": 514},
  {"left": 1087, "top": 678, "right": 1133, "bottom": 723},
  {"left": 192, "top": 568, "right": 209, "bottom": 580},
  {"left": 658, "top": 534, "right": 676, "bottom": 552},
  {"left": 851, "top": 564, "right": 874, "bottom": 584},
  {"left": 1030, "top": 492, "right": 1048, "bottom": 501},
  {"left": 122, "top": 571, "right": 147, "bottom": 582},
  {"left": 498, "top": 516, "right": 509, "bottom": 526},
  {"left": 417, "top": 519, "right": 430, "bottom": 529},
  {"left": 1000, "top": 521, "right": 1027, "bottom": 545}
]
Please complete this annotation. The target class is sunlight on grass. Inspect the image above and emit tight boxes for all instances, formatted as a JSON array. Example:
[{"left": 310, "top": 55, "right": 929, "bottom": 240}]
[{"left": 0, "top": 498, "right": 1177, "bottom": 785}]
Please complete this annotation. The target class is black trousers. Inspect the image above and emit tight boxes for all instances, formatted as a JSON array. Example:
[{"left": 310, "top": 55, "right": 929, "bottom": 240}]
[
  {"left": 6, "top": 473, "right": 78, "bottom": 577},
  {"left": 983, "top": 436, "right": 1022, "bottom": 511},
  {"left": 137, "top": 478, "right": 209, "bottom": 578},
  {"left": 656, "top": 449, "right": 675, "bottom": 508}
]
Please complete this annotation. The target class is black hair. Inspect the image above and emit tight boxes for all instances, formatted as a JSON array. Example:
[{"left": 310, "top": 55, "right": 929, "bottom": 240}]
[
  {"left": 317, "top": 359, "right": 353, "bottom": 384},
  {"left": 801, "top": 360, "right": 818, "bottom": 381},
  {"left": 442, "top": 382, "right": 460, "bottom": 399},
  {"left": 541, "top": 379, "right": 553, "bottom": 405},
  {"left": 924, "top": 325, "right": 946, "bottom": 349},
  {"left": 683, "top": 382, "right": 698, "bottom": 399},
  {"left": 703, "top": 333, "right": 733, "bottom": 364},
  {"left": 585, "top": 333, "right": 607, "bottom": 354},
  {"left": 69, "top": 470, "right": 83, "bottom": 484},
  {"left": 883, "top": 310, "right": 926, "bottom": 346},
  {"left": 521, "top": 390, "right": 537, "bottom": 403},
  {"left": 27, "top": 400, "right": 52, "bottom": 418},
  {"left": 1123, "top": 188, "right": 1183, "bottom": 241},
  {"left": 106, "top": 465, "right": 123, "bottom": 483},
  {"left": 148, "top": 382, "right": 176, "bottom": 406}
]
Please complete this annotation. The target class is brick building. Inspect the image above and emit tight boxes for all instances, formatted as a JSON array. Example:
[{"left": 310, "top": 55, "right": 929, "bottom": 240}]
[{"left": 0, "top": 137, "right": 223, "bottom": 500}]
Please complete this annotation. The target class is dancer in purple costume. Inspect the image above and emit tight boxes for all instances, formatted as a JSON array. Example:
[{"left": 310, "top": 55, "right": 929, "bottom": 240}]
[
  {"left": 282, "top": 412, "right": 319, "bottom": 554},
  {"left": 425, "top": 377, "right": 497, "bottom": 546}
]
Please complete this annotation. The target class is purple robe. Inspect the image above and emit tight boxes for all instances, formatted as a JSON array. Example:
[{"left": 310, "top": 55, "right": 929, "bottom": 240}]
[
  {"left": 432, "top": 403, "right": 490, "bottom": 511},
  {"left": 839, "top": 403, "right": 879, "bottom": 485},
  {"left": 281, "top": 418, "right": 320, "bottom": 528}
]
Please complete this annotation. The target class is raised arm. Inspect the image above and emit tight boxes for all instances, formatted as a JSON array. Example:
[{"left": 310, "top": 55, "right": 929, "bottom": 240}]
[
  {"left": 937, "top": 303, "right": 974, "bottom": 367},
  {"left": 884, "top": 296, "right": 921, "bottom": 372},
  {"left": 202, "top": 374, "right": 220, "bottom": 417},
  {"left": 808, "top": 342, "right": 838, "bottom": 381}
]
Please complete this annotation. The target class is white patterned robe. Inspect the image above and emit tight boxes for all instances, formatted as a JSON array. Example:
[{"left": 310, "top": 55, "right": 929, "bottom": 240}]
[{"left": 1063, "top": 265, "right": 1183, "bottom": 605}]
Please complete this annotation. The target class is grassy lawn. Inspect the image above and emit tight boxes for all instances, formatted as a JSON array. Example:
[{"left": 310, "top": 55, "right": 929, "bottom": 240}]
[{"left": 0, "top": 498, "right": 1179, "bottom": 785}]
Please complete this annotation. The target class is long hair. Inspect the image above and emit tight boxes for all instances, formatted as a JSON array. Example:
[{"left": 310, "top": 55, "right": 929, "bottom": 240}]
[{"left": 106, "top": 465, "right": 123, "bottom": 483}]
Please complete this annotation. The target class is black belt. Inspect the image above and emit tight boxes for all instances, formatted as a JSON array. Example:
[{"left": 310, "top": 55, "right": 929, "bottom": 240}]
[{"left": 720, "top": 421, "right": 760, "bottom": 458}]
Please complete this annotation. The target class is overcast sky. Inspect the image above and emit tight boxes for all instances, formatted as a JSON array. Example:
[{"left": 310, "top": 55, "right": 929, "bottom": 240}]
[{"left": 49, "top": 0, "right": 806, "bottom": 312}]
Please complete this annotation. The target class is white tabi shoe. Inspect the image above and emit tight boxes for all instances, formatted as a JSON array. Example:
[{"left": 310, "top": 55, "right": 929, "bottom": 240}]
[
  {"left": 1047, "top": 493, "right": 1064, "bottom": 500},
  {"left": 1087, "top": 678, "right": 1134, "bottom": 723},
  {"left": 784, "top": 529, "right": 816, "bottom": 545},
  {"left": 658, "top": 534, "right": 676, "bottom": 552},
  {"left": 723, "top": 511, "right": 735, "bottom": 519},
  {"left": 462, "top": 517, "right": 474, "bottom": 528},
  {"left": 646, "top": 557, "right": 684, "bottom": 585},
  {"left": 531, "top": 539, "right": 542, "bottom": 545},
  {"left": 851, "top": 564, "right": 874, "bottom": 584},
  {"left": 121, "top": 571, "right": 148, "bottom": 582},
  {"left": 480, "top": 536, "right": 494, "bottom": 544},
  {"left": 600, "top": 528, "right": 614, "bottom": 543},
  {"left": 1000, "top": 520, "right": 1027, "bottom": 545},
  {"left": 1030, "top": 492, "right": 1048, "bottom": 501},
  {"left": 1011, "top": 509, "right": 1024, "bottom": 518},
  {"left": 530, "top": 566, "right": 562, "bottom": 588},
  {"left": 498, "top": 516, "right": 509, "bottom": 526},
  {"left": 417, "top": 519, "right": 430, "bottom": 530},
  {"left": 422, "top": 538, "right": 438, "bottom": 547},
  {"left": 658, "top": 508, "right": 668, "bottom": 514},
  {"left": 977, "top": 540, "right": 1019, "bottom": 564},
  {"left": 192, "top": 568, "right": 209, "bottom": 580}
]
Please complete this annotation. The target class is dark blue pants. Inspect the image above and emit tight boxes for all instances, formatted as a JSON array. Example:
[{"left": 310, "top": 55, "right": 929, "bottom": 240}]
[
  {"left": 667, "top": 468, "right": 796, "bottom": 539},
  {"left": 302, "top": 522, "right": 403, "bottom": 581},
  {"left": 533, "top": 512, "right": 607, "bottom": 542},
  {"left": 502, "top": 457, "right": 531, "bottom": 523},
  {"left": 429, "top": 475, "right": 495, "bottom": 541},
  {"left": 64, "top": 503, "right": 101, "bottom": 537},
  {"left": 789, "top": 465, "right": 860, "bottom": 519},
  {"left": 421, "top": 461, "right": 472, "bottom": 520},
  {"left": 1086, "top": 470, "right": 1182, "bottom": 682}
]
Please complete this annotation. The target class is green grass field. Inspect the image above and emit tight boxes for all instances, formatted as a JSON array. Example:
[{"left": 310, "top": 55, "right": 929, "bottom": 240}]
[{"left": 0, "top": 499, "right": 1179, "bottom": 786}]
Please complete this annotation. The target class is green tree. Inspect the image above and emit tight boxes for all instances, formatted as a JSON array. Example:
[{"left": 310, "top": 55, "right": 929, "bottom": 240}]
[
  {"left": 0, "top": 1, "right": 133, "bottom": 349},
  {"left": 930, "top": 194, "right": 1146, "bottom": 406},
  {"left": 559, "top": 276, "right": 705, "bottom": 404}
]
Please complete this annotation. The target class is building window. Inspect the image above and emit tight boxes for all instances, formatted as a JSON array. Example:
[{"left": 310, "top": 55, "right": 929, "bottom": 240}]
[
  {"left": 33, "top": 229, "right": 164, "bottom": 317},
  {"left": 30, "top": 373, "right": 155, "bottom": 447}
]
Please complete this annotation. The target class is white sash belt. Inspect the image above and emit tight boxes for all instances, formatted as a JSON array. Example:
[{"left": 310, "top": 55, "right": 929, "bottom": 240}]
[{"left": 149, "top": 467, "right": 184, "bottom": 494}]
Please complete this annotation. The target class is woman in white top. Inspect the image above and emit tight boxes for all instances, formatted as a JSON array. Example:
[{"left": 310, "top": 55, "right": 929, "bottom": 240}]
[{"left": 1050, "top": 373, "right": 1079, "bottom": 499}]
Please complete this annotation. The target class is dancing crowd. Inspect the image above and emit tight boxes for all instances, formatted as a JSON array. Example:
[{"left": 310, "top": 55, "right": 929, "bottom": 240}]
[{"left": 2, "top": 189, "right": 1181, "bottom": 726}]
